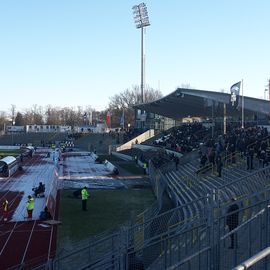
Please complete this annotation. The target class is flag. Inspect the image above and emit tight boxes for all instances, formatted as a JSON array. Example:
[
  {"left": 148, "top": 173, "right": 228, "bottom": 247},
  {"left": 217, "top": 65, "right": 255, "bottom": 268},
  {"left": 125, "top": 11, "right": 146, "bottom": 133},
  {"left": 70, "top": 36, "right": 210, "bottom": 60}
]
[
  {"left": 230, "top": 81, "right": 241, "bottom": 107},
  {"left": 120, "top": 110, "right": 125, "bottom": 127},
  {"left": 83, "top": 112, "right": 87, "bottom": 123},
  {"left": 106, "top": 111, "right": 111, "bottom": 127}
]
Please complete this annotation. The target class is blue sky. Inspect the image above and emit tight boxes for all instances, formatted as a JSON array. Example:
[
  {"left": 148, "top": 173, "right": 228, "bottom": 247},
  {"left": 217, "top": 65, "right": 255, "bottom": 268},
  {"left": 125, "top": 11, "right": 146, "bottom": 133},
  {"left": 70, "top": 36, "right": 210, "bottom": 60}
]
[{"left": 0, "top": 0, "right": 269, "bottom": 113}]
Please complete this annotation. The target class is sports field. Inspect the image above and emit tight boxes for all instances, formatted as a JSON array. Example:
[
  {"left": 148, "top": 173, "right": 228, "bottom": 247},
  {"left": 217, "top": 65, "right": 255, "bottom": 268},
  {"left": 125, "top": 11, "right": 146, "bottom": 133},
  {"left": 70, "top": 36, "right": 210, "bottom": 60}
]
[{"left": 57, "top": 188, "right": 155, "bottom": 250}]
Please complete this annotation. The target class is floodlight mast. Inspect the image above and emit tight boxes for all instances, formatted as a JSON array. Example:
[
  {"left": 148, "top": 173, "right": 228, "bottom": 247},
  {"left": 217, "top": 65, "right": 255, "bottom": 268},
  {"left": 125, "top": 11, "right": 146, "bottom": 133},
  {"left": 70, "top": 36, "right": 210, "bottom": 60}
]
[{"left": 132, "top": 3, "right": 150, "bottom": 104}]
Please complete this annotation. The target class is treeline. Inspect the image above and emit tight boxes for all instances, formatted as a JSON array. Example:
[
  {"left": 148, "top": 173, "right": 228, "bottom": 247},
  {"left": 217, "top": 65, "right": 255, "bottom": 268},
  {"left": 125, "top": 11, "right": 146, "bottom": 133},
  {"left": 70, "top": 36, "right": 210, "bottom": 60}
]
[{"left": 0, "top": 86, "right": 162, "bottom": 129}]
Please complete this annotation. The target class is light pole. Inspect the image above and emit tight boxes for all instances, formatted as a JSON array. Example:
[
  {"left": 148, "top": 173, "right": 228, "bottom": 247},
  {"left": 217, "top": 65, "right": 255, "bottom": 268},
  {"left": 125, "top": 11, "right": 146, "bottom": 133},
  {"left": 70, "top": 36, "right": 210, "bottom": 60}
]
[{"left": 132, "top": 3, "right": 150, "bottom": 104}]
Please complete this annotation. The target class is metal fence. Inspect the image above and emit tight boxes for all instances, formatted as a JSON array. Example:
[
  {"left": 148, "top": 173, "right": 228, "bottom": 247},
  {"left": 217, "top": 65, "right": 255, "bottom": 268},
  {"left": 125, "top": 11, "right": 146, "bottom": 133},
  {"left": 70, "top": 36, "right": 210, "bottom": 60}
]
[
  {"left": 18, "top": 191, "right": 270, "bottom": 270},
  {"left": 162, "top": 199, "right": 270, "bottom": 270},
  {"left": 15, "top": 154, "right": 270, "bottom": 269}
]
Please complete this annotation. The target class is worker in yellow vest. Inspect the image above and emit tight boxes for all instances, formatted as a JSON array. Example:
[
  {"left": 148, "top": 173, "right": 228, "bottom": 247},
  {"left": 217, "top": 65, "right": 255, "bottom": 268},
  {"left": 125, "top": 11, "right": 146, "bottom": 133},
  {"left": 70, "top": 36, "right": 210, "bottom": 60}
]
[
  {"left": 2, "top": 199, "right": 8, "bottom": 222},
  {"left": 143, "top": 162, "right": 148, "bottom": 175},
  {"left": 26, "top": 195, "right": 35, "bottom": 219},
  {"left": 81, "top": 186, "right": 89, "bottom": 211}
]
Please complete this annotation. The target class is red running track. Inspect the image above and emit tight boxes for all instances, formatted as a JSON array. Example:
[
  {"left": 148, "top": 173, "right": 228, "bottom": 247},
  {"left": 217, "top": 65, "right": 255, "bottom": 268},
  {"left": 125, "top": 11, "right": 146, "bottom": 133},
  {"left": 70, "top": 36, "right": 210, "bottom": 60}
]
[{"left": 0, "top": 191, "right": 59, "bottom": 270}]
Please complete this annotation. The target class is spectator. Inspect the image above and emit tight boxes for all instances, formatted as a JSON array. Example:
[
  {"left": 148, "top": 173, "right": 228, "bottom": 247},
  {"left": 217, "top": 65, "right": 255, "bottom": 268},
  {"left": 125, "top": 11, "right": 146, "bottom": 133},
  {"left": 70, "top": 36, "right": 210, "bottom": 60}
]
[
  {"left": 200, "top": 154, "right": 207, "bottom": 167},
  {"left": 226, "top": 198, "right": 239, "bottom": 249},
  {"left": 174, "top": 156, "right": 179, "bottom": 170},
  {"left": 39, "top": 206, "right": 52, "bottom": 220},
  {"left": 33, "top": 182, "right": 45, "bottom": 197},
  {"left": 246, "top": 146, "right": 254, "bottom": 170},
  {"left": 216, "top": 156, "right": 223, "bottom": 177}
]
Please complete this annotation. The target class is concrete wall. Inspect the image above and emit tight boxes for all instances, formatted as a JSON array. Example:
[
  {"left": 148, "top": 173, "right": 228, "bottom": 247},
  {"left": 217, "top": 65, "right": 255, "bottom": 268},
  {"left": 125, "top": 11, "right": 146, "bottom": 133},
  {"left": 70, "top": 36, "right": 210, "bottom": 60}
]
[{"left": 116, "top": 129, "right": 155, "bottom": 152}]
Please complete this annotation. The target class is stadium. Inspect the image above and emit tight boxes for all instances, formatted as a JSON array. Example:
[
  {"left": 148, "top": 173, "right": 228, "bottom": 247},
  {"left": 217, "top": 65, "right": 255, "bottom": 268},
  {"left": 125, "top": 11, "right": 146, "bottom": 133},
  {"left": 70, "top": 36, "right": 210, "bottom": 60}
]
[{"left": 1, "top": 86, "right": 270, "bottom": 270}]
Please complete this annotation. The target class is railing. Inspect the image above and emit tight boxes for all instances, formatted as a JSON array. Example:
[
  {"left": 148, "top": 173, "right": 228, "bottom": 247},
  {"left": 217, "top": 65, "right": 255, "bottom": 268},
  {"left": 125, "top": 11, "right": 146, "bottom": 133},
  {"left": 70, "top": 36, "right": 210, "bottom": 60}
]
[
  {"left": 233, "top": 246, "right": 270, "bottom": 270},
  {"left": 53, "top": 232, "right": 123, "bottom": 270},
  {"left": 116, "top": 129, "right": 155, "bottom": 152},
  {"left": 130, "top": 196, "right": 270, "bottom": 270}
]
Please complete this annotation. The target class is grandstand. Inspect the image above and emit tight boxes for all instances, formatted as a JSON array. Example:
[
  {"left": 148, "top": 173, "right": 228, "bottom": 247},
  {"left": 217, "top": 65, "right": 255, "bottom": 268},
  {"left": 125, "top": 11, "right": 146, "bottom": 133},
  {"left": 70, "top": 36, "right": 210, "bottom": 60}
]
[
  {"left": 23, "top": 89, "right": 269, "bottom": 270},
  {"left": 3, "top": 89, "right": 270, "bottom": 269}
]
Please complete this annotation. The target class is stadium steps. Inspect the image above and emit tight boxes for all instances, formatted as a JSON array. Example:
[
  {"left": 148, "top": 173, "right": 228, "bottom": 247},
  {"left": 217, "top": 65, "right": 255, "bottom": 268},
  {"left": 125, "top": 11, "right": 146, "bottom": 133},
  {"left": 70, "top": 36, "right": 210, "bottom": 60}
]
[
  {"left": 172, "top": 168, "right": 209, "bottom": 197},
  {"left": 170, "top": 171, "right": 200, "bottom": 201},
  {"left": 169, "top": 171, "right": 206, "bottom": 220},
  {"left": 166, "top": 158, "right": 269, "bottom": 210},
  {"left": 166, "top": 172, "right": 198, "bottom": 221},
  {"left": 74, "top": 133, "right": 118, "bottom": 154},
  {"left": 181, "top": 162, "right": 227, "bottom": 193},
  {"left": 145, "top": 222, "right": 208, "bottom": 270},
  {"left": 165, "top": 169, "right": 210, "bottom": 222},
  {"left": 164, "top": 174, "right": 190, "bottom": 221},
  {"left": 176, "top": 154, "right": 263, "bottom": 195},
  {"left": 147, "top": 167, "right": 270, "bottom": 269}
]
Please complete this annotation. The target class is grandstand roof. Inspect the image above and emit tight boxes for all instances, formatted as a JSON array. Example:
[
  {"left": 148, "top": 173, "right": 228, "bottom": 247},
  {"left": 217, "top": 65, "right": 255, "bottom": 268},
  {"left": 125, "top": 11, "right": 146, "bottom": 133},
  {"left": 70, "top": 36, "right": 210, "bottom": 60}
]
[{"left": 134, "top": 88, "right": 270, "bottom": 119}]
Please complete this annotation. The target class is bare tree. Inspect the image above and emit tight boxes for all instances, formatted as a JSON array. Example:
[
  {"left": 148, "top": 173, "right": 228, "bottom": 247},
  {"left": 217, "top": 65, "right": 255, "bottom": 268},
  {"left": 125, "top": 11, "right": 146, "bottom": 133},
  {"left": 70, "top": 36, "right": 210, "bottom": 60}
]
[
  {"left": 108, "top": 85, "right": 162, "bottom": 128},
  {"left": 15, "top": 112, "right": 24, "bottom": 126},
  {"left": 0, "top": 111, "right": 8, "bottom": 132},
  {"left": 109, "top": 85, "right": 162, "bottom": 110},
  {"left": 22, "top": 105, "right": 44, "bottom": 125}
]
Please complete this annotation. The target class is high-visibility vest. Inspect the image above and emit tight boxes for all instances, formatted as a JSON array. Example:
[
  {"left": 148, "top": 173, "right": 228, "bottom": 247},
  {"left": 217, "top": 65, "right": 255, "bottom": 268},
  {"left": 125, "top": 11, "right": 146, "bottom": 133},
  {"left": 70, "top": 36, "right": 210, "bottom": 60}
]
[
  {"left": 3, "top": 200, "right": 8, "bottom": 212},
  {"left": 81, "top": 188, "right": 89, "bottom": 200},
  {"left": 27, "top": 198, "right": 34, "bottom": 210}
]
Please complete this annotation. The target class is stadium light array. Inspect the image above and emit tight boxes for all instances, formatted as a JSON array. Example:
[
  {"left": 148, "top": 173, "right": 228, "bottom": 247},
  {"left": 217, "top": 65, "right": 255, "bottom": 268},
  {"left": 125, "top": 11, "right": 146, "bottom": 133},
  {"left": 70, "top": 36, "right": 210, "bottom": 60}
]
[{"left": 132, "top": 3, "right": 150, "bottom": 104}]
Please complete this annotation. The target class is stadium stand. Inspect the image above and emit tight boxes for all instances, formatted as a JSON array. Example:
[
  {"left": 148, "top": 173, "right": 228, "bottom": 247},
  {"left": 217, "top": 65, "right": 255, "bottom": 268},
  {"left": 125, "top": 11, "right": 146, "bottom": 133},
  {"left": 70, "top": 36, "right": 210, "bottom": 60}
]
[
  {"left": 73, "top": 133, "right": 120, "bottom": 154},
  {"left": 15, "top": 90, "right": 270, "bottom": 269},
  {"left": 53, "top": 127, "right": 270, "bottom": 268}
]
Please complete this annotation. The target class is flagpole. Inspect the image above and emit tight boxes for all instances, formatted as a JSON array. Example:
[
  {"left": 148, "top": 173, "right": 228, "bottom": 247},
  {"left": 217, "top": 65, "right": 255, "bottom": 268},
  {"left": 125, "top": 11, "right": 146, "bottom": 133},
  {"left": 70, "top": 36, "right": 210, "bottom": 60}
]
[{"left": 241, "top": 79, "right": 244, "bottom": 129}]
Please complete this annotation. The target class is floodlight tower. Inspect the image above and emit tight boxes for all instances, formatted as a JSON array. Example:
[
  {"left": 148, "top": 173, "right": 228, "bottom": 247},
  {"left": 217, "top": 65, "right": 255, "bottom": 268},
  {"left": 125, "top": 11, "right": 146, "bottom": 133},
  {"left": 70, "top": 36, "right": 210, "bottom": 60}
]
[{"left": 132, "top": 3, "right": 150, "bottom": 103}]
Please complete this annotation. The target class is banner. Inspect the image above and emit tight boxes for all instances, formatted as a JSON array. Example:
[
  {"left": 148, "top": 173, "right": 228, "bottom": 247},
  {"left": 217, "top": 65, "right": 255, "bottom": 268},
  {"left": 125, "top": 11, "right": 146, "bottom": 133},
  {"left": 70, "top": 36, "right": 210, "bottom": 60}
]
[
  {"left": 106, "top": 111, "right": 111, "bottom": 127},
  {"left": 230, "top": 81, "right": 241, "bottom": 108}
]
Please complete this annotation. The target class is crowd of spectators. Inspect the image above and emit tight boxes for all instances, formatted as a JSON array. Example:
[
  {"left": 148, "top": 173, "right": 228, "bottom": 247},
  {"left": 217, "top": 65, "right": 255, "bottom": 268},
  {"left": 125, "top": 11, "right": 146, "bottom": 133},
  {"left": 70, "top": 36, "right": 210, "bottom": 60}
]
[
  {"left": 198, "top": 123, "right": 270, "bottom": 174},
  {"left": 118, "top": 122, "right": 270, "bottom": 176},
  {"left": 122, "top": 129, "right": 142, "bottom": 143},
  {"left": 152, "top": 123, "right": 209, "bottom": 154}
]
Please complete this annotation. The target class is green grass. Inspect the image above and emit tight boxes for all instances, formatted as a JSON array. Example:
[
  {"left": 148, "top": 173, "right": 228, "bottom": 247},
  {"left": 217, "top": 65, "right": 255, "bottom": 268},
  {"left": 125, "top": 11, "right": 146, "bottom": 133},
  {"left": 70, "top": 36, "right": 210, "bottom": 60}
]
[
  {"left": 0, "top": 149, "right": 22, "bottom": 157},
  {"left": 118, "top": 163, "right": 144, "bottom": 175},
  {"left": 99, "top": 155, "right": 144, "bottom": 175},
  {"left": 98, "top": 154, "right": 122, "bottom": 162},
  {"left": 57, "top": 189, "right": 155, "bottom": 249}
]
